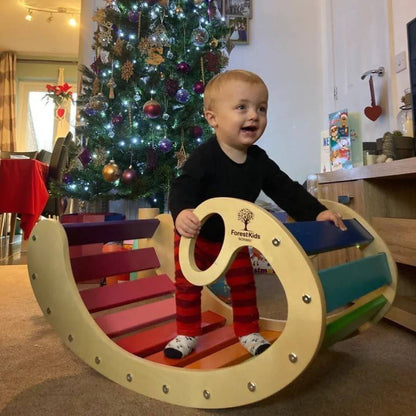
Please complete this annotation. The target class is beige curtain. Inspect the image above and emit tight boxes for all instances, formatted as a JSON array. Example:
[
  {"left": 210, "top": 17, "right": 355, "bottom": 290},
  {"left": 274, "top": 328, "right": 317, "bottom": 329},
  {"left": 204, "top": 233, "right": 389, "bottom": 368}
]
[{"left": 0, "top": 51, "right": 17, "bottom": 152}]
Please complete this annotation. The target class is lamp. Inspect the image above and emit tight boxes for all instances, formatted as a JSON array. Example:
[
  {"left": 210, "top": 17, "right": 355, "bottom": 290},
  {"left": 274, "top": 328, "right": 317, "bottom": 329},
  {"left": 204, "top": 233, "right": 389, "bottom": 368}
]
[{"left": 25, "top": 9, "right": 33, "bottom": 21}]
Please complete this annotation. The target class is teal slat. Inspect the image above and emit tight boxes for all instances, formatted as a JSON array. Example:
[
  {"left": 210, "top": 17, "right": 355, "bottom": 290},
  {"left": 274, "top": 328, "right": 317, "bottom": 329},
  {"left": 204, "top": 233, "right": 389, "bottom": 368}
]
[{"left": 318, "top": 253, "right": 392, "bottom": 313}]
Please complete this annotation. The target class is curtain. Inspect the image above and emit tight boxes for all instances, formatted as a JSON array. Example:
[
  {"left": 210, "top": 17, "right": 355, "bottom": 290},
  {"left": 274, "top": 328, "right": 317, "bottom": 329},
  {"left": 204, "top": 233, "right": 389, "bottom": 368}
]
[{"left": 0, "top": 51, "right": 17, "bottom": 152}]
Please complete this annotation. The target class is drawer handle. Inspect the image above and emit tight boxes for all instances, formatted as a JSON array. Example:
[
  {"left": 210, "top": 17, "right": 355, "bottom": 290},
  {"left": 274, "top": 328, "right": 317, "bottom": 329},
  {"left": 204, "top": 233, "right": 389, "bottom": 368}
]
[{"left": 338, "top": 195, "right": 353, "bottom": 205}]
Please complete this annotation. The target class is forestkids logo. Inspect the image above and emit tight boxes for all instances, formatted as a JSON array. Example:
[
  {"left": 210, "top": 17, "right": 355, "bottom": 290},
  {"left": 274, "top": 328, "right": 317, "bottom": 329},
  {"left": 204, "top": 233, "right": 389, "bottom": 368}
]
[{"left": 230, "top": 208, "right": 261, "bottom": 242}]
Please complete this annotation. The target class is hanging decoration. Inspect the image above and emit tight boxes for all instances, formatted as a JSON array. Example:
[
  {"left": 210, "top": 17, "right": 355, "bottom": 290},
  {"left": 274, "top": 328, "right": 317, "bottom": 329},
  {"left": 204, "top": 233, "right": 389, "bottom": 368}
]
[{"left": 102, "top": 160, "right": 121, "bottom": 182}]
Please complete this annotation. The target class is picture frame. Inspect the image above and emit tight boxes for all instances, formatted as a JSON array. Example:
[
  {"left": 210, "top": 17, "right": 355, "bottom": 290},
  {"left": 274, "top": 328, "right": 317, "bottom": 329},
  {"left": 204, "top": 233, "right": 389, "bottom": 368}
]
[
  {"left": 227, "top": 16, "right": 249, "bottom": 44},
  {"left": 224, "top": 0, "right": 252, "bottom": 19}
]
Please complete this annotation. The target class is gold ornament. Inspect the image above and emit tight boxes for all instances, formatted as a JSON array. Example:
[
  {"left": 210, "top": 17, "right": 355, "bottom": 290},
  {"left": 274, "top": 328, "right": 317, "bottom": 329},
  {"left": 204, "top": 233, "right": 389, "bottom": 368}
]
[
  {"left": 146, "top": 47, "right": 165, "bottom": 66},
  {"left": 175, "top": 143, "right": 188, "bottom": 169},
  {"left": 194, "top": 0, "right": 203, "bottom": 4},
  {"left": 92, "top": 77, "right": 101, "bottom": 96},
  {"left": 92, "top": 9, "right": 107, "bottom": 25},
  {"left": 210, "top": 38, "right": 219, "bottom": 48},
  {"left": 113, "top": 37, "right": 125, "bottom": 56},
  {"left": 121, "top": 60, "right": 134, "bottom": 81},
  {"left": 102, "top": 160, "right": 121, "bottom": 182}
]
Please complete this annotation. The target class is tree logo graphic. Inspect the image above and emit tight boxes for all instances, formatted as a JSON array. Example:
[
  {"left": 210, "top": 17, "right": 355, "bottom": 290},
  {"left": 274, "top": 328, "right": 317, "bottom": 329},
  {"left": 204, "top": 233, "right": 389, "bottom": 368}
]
[{"left": 238, "top": 208, "right": 254, "bottom": 231}]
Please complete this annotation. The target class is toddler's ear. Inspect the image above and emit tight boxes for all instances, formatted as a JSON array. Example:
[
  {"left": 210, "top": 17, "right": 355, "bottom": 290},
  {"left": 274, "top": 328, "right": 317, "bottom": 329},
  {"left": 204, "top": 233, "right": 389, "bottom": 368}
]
[{"left": 204, "top": 110, "right": 217, "bottom": 128}]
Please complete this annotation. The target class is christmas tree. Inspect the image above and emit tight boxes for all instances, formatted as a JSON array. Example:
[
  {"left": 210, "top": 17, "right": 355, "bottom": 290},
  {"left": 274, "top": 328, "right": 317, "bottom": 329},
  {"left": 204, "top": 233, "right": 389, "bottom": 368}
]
[{"left": 58, "top": 0, "right": 230, "bottom": 211}]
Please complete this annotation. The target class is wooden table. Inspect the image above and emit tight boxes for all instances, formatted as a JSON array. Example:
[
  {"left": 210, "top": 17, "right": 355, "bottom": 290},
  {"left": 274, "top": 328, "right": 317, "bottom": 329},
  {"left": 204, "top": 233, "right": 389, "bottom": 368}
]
[{"left": 0, "top": 158, "right": 49, "bottom": 240}]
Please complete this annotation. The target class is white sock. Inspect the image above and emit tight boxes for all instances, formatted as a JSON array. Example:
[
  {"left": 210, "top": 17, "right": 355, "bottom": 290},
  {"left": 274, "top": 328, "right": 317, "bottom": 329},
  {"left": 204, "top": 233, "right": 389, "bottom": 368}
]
[
  {"left": 164, "top": 335, "right": 198, "bottom": 359},
  {"left": 239, "top": 332, "right": 270, "bottom": 356}
]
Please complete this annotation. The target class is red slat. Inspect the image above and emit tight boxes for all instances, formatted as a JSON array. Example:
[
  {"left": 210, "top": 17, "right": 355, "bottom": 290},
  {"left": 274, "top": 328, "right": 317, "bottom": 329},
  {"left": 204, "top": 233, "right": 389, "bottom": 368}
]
[
  {"left": 70, "top": 248, "right": 160, "bottom": 282},
  {"left": 95, "top": 297, "right": 175, "bottom": 338},
  {"left": 79, "top": 274, "right": 175, "bottom": 313},
  {"left": 145, "top": 325, "right": 238, "bottom": 367},
  {"left": 115, "top": 310, "right": 226, "bottom": 356},
  {"left": 63, "top": 219, "right": 160, "bottom": 245}
]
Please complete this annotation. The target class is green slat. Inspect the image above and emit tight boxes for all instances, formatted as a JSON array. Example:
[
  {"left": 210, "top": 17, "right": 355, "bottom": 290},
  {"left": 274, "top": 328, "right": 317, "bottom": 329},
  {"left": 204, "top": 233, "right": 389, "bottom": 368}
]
[
  {"left": 322, "top": 295, "right": 388, "bottom": 348},
  {"left": 319, "top": 253, "right": 392, "bottom": 312}
]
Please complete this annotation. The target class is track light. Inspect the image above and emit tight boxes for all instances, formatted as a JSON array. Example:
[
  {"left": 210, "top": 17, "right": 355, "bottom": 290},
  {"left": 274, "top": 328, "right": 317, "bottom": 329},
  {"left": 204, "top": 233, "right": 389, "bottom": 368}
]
[
  {"left": 25, "top": 9, "right": 33, "bottom": 22},
  {"left": 22, "top": 4, "right": 80, "bottom": 27}
]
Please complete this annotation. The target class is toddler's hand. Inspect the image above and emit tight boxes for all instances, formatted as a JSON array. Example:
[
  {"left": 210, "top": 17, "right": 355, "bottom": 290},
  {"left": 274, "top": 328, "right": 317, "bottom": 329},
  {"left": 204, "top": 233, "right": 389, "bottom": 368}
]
[
  {"left": 176, "top": 209, "right": 201, "bottom": 238},
  {"left": 316, "top": 209, "right": 347, "bottom": 231}
]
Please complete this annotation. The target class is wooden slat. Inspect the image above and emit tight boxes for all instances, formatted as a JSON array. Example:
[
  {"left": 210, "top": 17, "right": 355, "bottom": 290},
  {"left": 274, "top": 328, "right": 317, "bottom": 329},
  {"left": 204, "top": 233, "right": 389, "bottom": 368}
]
[
  {"left": 79, "top": 274, "right": 175, "bottom": 313},
  {"left": 185, "top": 330, "right": 281, "bottom": 369},
  {"left": 70, "top": 248, "right": 160, "bottom": 282},
  {"left": 95, "top": 297, "right": 175, "bottom": 338},
  {"left": 285, "top": 219, "right": 373, "bottom": 255},
  {"left": 323, "top": 295, "right": 387, "bottom": 347},
  {"left": 115, "top": 311, "right": 226, "bottom": 356},
  {"left": 145, "top": 325, "right": 237, "bottom": 366},
  {"left": 63, "top": 219, "right": 160, "bottom": 245},
  {"left": 319, "top": 253, "right": 391, "bottom": 312}
]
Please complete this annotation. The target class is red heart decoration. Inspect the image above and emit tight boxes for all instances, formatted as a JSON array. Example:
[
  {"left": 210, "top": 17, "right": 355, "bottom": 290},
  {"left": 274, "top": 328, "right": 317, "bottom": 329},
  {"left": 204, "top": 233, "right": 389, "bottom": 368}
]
[
  {"left": 364, "top": 105, "right": 382, "bottom": 121},
  {"left": 56, "top": 107, "right": 66, "bottom": 120}
]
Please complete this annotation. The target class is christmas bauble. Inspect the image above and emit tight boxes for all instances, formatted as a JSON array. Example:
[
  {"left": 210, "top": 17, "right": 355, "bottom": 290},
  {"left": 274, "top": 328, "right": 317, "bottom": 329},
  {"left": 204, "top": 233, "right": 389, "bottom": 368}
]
[
  {"left": 143, "top": 99, "right": 162, "bottom": 118},
  {"left": 177, "top": 61, "right": 190, "bottom": 74},
  {"left": 175, "top": 88, "right": 190, "bottom": 103},
  {"left": 158, "top": 137, "right": 173, "bottom": 153},
  {"left": 102, "top": 160, "right": 121, "bottom": 182},
  {"left": 193, "top": 81, "right": 205, "bottom": 94},
  {"left": 89, "top": 93, "right": 108, "bottom": 111},
  {"left": 192, "top": 27, "right": 209, "bottom": 47},
  {"left": 121, "top": 166, "right": 138, "bottom": 184},
  {"left": 112, "top": 114, "right": 123, "bottom": 124},
  {"left": 127, "top": 10, "right": 140, "bottom": 22},
  {"left": 190, "top": 125, "right": 203, "bottom": 138}
]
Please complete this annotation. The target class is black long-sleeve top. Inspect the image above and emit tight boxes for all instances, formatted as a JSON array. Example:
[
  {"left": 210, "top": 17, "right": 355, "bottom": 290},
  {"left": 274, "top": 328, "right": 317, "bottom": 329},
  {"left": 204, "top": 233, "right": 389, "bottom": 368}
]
[{"left": 169, "top": 137, "right": 327, "bottom": 242}]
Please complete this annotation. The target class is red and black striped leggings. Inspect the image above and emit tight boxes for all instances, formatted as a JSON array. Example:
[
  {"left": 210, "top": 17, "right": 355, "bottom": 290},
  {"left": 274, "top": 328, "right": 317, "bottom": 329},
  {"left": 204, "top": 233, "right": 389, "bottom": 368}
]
[{"left": 174, "top": 233, "right": 260, "bottom": 337}]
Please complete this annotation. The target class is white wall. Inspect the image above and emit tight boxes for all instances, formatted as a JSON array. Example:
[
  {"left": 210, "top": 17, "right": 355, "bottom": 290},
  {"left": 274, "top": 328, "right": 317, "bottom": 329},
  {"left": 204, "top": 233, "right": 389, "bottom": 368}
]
[
  {"left": 228, "top": 0, "right": 325, "bottom": 184},
  {"left": 390, "top": 0, "right": 416, "bottom": 124}
]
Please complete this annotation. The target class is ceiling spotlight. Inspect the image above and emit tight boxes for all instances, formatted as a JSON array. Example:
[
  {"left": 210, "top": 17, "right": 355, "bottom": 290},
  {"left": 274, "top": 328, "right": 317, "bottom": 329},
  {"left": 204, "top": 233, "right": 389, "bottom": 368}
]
[
  {"left": 47, "top": 13, "right": 53, "bottom": 23},
  {"left": 25, "top": 9, "right": 33, "bottom": 22},
  {"left": 68, "top": 15, "right": 77, "bottom": 27}
]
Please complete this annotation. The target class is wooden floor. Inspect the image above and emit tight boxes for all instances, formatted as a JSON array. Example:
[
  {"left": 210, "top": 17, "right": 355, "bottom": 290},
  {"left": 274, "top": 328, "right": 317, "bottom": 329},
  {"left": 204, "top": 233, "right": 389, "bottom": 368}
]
[{"left": 0, "top": 234, "right": 27, "bottom": 265}]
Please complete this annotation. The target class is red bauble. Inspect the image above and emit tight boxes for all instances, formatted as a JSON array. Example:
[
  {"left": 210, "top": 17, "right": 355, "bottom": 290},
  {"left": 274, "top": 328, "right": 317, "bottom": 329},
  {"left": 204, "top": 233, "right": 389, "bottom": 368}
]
[
  {"left": 121, "top": 166, "right": 138, "bottom": 184},
  {"left": 190, "top": 125, "right": 203, "bottom": 138},
  {"left": 193, "top": 81, "right": 205, "bottom": 94},
  {"left": 143, "top": 99, "right": 162, "bottom": 119}
]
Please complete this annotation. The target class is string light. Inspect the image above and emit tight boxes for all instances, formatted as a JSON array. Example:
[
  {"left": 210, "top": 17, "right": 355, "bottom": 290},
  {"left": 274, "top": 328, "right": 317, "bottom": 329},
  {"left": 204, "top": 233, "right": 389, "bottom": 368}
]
[{"left": 22, "top": 5, "right": 80, "bottom": 27}]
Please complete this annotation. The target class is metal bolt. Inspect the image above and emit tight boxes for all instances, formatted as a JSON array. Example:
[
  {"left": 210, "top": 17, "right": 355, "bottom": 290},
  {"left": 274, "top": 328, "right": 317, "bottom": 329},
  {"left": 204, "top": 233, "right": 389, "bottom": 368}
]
[
  {"left": 247, "top": 382, "right": 256, "bottom": 392},
  {"left": 126, "top": 373, "right": 133, "bottom": 382},
  {"left": 31, "top": 235, "right": 37, "bottom": 241},
  {"left": 95, "top": 356, "right": 101, "bottom": 365},
  {"left": 203, "top": 390, "right": 211, "bottom": 399},
  {"left": 162, "top": 385, "right": 169, "bottom": 394},
  {"left": 272, "top": 238, "right": 280, "bottom": 247},
  {"left": 68, "top": 334, "right": 74, "bottom": 342},
  {"left": 31, "top": 273, "right": 37, "bottom": 280},
  {"left": 46, "top": 307, "right": 51, "bottom": 315},
  {"left": 289, "top": 353, "right": 298, "bottom": 363},
  {"left": 302, "top": 294, "right": 312, "bottom": 304}
]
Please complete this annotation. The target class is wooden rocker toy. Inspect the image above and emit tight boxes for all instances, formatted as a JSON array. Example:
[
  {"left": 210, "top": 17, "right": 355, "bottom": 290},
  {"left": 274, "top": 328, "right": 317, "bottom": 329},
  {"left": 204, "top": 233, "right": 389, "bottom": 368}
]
[{"left": 27, "top": 197, "right": 397, "bottom": 409}]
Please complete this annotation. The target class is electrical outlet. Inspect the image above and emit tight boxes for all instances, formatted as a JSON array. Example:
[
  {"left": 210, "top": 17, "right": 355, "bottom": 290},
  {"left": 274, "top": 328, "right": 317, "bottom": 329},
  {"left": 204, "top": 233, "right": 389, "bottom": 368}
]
[{"left": 395, "top": 51, "right": 407, "bottom": 73}]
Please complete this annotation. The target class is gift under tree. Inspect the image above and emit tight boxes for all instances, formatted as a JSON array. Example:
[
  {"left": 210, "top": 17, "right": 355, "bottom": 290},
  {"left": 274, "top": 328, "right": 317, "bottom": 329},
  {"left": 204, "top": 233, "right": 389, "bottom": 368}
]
[{"left": 56, "top": 0, "right": 230, "bottom": 210}]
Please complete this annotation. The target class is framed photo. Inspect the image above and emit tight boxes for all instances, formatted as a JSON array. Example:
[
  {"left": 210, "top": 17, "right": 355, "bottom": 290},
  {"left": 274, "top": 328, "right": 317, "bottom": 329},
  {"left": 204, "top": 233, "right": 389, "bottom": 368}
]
[
  {"left": 224, "top": 0, "right": 252, "bottom": 18},
  {"left": 227, "top": 16, "right": 249, "bottom": 44}
]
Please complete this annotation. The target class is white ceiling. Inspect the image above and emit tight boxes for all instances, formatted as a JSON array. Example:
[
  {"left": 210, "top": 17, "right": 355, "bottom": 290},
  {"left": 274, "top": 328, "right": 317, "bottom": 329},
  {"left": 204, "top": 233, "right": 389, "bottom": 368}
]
[{"left": 0, "top": 0, "right": 81, "bottom": 59}]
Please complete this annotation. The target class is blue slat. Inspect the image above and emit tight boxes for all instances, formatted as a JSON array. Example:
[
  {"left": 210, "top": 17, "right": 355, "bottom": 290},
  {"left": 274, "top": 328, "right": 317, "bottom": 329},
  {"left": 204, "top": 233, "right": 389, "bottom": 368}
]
[
  {"left": 318, "top": 253, "right": 392, "bottom": 313},
  {"left": 284, "top": 219, "right": 373, "bottom": 255}
]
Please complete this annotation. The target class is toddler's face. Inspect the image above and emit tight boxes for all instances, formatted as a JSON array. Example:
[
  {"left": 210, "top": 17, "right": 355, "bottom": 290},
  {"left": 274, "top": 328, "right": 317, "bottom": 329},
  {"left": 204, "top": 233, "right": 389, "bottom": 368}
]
[{"left": 205, "top": 79, "right": 268, "bottom": 151}]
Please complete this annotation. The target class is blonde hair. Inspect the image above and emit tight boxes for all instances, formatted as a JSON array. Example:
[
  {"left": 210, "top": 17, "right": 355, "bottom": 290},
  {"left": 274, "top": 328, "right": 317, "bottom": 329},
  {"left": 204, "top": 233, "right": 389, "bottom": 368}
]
[{"left": 203, "top": 69, "right": 268, "bottom": 111}]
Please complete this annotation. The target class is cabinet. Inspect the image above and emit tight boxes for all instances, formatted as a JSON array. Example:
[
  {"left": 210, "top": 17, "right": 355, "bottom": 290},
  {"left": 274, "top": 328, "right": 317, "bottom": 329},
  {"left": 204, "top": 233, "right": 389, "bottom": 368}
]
[{"left": 316, "top": 157, "right": 416, "bottom": 332}]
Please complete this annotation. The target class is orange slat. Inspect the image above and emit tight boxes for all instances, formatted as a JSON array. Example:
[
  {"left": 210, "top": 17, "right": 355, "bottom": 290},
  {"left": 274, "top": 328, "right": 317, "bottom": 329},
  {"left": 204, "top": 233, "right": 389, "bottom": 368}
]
[
  {"left": 79, "top": 274, "right": 175, "bottom": 313},
  {"left": 145, "top": 325, "right": 238, "bottom": 367},
  {"left": 185, "top": 330, "right": 282, "bottom": 369},
  {"left": 115, "top": 310, "right": 227, "bottom": 356},
  {"left": 95, "top": 297, "right": 175, "bottom": 338}
]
